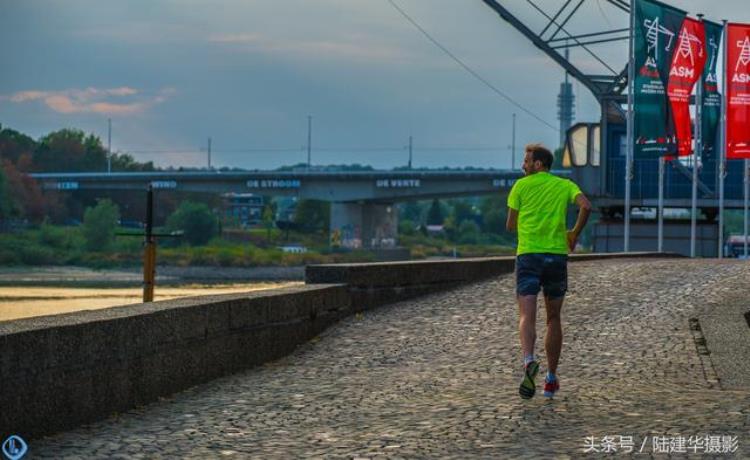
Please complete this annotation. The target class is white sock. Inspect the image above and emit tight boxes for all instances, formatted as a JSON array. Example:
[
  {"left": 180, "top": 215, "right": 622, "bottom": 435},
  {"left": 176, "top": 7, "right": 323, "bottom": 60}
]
[{"left": 523, "top": 354, "right": 535, "bottom": 366}]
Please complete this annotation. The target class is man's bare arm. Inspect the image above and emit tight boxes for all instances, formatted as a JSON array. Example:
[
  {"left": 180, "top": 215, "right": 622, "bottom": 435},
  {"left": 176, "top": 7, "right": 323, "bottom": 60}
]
[
  {"left": 567, "top": 193, "right": 592, "bottom": 251},
  {"left": 506, "top": 208, "right": 518, "bottom": 233}
]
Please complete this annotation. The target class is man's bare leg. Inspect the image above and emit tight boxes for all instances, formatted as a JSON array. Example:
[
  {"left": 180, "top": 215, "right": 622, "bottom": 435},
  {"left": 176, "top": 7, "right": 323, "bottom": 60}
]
[
  {"left": 517, "top": 294, "right": 538, "bottom": 362},
  {"left": 518, "top": 294, "right": 541, "bottom": 399},
  {"left": 543, "top": 295, "right": 564, "bottom": 375}
]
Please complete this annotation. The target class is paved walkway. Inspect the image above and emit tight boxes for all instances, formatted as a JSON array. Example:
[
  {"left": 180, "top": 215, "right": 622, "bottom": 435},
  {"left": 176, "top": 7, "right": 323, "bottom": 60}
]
[{"left": 32, "top": 259, "right": 750, "bottom": 458}]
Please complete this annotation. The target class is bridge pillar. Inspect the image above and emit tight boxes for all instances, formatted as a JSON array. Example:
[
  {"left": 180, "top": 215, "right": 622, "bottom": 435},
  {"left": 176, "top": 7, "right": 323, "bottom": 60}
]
[{"left": 330, "top": 202, "right": 398, "bottom": 249}]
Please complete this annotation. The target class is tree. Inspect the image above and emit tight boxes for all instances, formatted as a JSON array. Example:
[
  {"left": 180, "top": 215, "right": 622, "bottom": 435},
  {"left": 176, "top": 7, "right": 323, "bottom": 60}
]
[
  {"left": 111, "top": 152, "right": 156, "bottom": 172},
  {"left": 293, "top": 200, "right": 330, "bottom": 233},
  {"left": 2, "top": 160, "right": 45, "bottom": 223},
  {"left": 400, "top": 201, "right": 423, "bottom": 224},
  {"left": 450, "top": 199, "right": 475, "bottom": 226},
  {"left": 443, "top": 215, "right": 457, "bottom": 241},
  {"left": 0, "top": 126, "right": 37, "bottom": 167},
  {"left": 457, "top": 220, "right": 481, "bottom": 244},
  {"left": 262, "top": 201, "right": 276, "bottom": 241},
  {"left": 398, "top": 219, "right": 417, "bottom": 236},
  {"left": 0, "top": 165, "right": 12, "bottom": 219},
  {"left": 34, "top": 129, "right": 88, "bottom": 172},
  {"left": 82, "top": 199, "right": 120, "bottom": 251},
  {"left": 166, "top": 201, "right": 218, "bottom": 246},
  {"left": 480, "top": 194, "right": 508, "bottom": 235},
  {"left": 426, "top": 199, "right": 444, "bottom": 225}
]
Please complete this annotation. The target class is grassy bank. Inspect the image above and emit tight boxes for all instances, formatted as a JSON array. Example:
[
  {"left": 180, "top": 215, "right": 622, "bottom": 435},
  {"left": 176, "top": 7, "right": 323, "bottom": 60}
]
[{"left": 0, "top": 225, "right": 514, "bottom": 269}]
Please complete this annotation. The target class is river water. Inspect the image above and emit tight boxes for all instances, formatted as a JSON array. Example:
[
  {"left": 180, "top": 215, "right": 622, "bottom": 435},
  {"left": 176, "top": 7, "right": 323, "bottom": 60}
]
[{"left": 0, "top": 282, "right": 301, "bottom": 322}]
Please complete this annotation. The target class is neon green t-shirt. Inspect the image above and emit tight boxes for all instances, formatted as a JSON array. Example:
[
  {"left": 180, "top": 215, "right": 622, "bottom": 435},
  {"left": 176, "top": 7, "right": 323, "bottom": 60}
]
[{"left": 507, "top": 171, "right": 582, "bottom": 255}]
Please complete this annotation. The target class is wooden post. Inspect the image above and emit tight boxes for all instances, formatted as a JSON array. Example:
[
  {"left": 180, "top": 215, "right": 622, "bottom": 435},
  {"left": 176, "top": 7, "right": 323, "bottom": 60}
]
[{"left": 143, "top": 185, "right": 156, "bottom": 302}]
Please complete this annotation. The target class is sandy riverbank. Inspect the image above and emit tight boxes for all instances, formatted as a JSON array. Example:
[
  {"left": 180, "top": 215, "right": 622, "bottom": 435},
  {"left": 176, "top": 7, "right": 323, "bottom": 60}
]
[
  {"left": 0, "top": 265, "right": 305, "bottom": 286},
  {"left": 0, "top": 281, "right": 302, "bottom": 322},
  {"left": 0, "top": 266, "right": 305, "bottom": 321}
]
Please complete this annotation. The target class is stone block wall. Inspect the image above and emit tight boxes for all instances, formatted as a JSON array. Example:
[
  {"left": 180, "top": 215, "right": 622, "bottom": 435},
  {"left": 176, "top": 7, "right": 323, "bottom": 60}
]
[
  {"left": 0, "top": 285, "right": 348, "bottom": 439},
  {"left": 0, "top": 252, "right": 680, "bottom": 439}
]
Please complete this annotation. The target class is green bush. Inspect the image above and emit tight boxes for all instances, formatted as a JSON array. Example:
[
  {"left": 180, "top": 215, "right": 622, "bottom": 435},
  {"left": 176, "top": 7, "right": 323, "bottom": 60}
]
[
  {"left": 112, "top": 232, "right": 144, "bottom": 253},
  {"left": 187, "top": 247, "right": 213, "bottom": 265},
  {"left": 38, "top": 221, "right": 76, "bottom": 249},
  {"left": 166, "top": 201, "right": 218, "bottom": 246},
  {"left": 399, "top": 219, "right": 417, "bottom": 236},
  {"left": 427, "top": 199, "right": 444, "bottom": 225},
  {"left": 457, "top": 220, "right": 481, "bottom": 245},
  {"left": 0, "top": 249, "right": 21, "bottom": 264},
  {"left": 293, "top": 199, "right": 330, "bottom": 233},
  {"left": 82, "top": 199, "right": 120, "bottom": 251},
  {"left": 216, "top": 247, "right": 237, "bottom": 266},
  {"left": 18, "top": 243, "right": 58, "bottom": 265}
]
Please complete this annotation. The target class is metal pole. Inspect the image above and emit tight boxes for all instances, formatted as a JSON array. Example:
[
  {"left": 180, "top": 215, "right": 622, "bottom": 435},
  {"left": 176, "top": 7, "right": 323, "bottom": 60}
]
[
  {"left": 745, "top": 159, "right": 749, "bottom": 258},
  {"left": 107, "top": 118, "right": 112, "bottom": 174},
  {"left": 624, "top": 1, "right": 635, "bottom": 252},
  {"left": 307, "top": 115, "right": 312, "bottom": 171},
  {"left": 692, "top": 22, "right": 704, "bottom": 258},
  {"left": 143, "top": 185, "right": 155, "bottom": 303},
  {"left": 719, "top": 20, "right": 728, "bottom": 258},
  {"left": 409, "top": 135, "right": 413, "bottom": 169},
  {"left": 512, "top": 113, "right": 516, "bottom": 170},
  {"left": 658, "top": 156, "right": 665, "bottom": 252}
]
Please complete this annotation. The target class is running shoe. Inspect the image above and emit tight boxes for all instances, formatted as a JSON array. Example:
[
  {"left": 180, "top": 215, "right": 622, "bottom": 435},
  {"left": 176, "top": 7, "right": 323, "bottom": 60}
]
[
  {"left": 543, "top": 376, "right": 560, "bottom": 398},
  {"left": 518, "top": 360, "right": 539, "bottom": 399}
]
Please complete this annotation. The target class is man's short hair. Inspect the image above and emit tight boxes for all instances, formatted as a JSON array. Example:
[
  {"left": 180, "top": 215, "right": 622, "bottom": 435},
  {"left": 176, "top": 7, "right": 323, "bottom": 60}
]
[{"left": 525, "top": 143, "right": 554, "bottom": 170}]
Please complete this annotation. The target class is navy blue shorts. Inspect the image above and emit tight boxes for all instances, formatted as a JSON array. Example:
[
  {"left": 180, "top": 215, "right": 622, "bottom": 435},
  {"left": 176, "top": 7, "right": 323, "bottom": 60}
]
[{"left": 515, "top": 253, "right": 568, "bottom": 298}]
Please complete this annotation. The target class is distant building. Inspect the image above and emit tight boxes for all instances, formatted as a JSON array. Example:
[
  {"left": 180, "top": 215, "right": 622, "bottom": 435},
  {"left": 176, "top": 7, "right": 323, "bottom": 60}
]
[{"left": 222, "top": 193, "right": 264, "bottom": 227}]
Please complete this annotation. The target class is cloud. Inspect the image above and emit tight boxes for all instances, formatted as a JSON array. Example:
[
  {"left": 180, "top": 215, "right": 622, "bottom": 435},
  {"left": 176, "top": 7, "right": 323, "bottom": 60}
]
[
  {"left": 3, "top": 87, "right": 172, "bottom": 115},
  {"left": 73, "top": 22, "right": 196, "bottom": 45},
  {"left": 9, "top": 91, "right": 48, "bottom": 102},
  {"left": 208, "top": 33, "right": 261, "bottom": 44},
  {"left": 208, "top": 32, "right": 410, "bottom": 62}
]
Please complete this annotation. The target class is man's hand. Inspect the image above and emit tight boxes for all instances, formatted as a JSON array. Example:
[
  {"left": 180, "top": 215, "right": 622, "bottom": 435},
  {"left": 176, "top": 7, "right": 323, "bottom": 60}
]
[
  {"left": 566, "top": 231, "right": 578, "bottom": 252},
  {"left": 506, "top": 208, "right": 519, "bottom": 233},
  {"left": 568, "top": 193, "right": 591, "bottom": 253}
]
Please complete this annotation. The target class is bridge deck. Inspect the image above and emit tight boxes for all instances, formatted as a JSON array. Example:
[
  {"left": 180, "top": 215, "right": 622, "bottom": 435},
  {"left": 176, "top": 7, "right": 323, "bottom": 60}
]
[{"left": 33, "top": 259, "right": 750, "bottom": 457}]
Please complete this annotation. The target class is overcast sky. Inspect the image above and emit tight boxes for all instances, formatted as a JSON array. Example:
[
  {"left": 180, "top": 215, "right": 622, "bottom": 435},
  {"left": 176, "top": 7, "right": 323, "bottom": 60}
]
[{"left": 1, "top": 0, "right": 747, "bottom": 170}]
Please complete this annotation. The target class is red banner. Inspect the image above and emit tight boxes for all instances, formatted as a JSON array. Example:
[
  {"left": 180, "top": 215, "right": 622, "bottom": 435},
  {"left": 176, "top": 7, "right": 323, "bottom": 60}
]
[
  {"left": 667, "top": 17, "right": 706, "bottom": 156},
  {"left": 727, "top": 23, "right": 750, "bottom": 159}
]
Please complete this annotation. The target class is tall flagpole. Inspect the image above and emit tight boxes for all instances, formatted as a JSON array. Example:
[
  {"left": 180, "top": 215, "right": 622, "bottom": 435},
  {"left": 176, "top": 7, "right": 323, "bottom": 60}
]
[
  {"left": 692, "top": 89, "right": 701, "bottom": 258},
  {"left": 692, "top": 14, "right": 705, "bottom": 258},
  {"left": 658, "top": 156, "right": 665, "bottom": 252},
  {"left": 745, "top": 159, "right": 749, "bottom": 258},
  {"left": 719, "top": 20, "right": 728, "bottom": 258},
  {"left": 624, "top": 0, "right": 635, "bottom": 252}
]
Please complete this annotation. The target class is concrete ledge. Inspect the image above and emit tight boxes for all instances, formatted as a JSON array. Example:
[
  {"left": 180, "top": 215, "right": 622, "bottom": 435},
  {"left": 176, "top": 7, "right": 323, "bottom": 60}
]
[
  {"left": 306, "top": 252, "right": 682, "bottom": 308},
  {"left": 0, "top": 284, "right": 349, "bottom": 440}
]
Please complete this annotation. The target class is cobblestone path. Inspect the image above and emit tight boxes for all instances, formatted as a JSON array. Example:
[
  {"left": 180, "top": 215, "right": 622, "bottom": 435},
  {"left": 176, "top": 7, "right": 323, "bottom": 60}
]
[{"left": 32, "top": 259, "right": 750, "bottom": 458}]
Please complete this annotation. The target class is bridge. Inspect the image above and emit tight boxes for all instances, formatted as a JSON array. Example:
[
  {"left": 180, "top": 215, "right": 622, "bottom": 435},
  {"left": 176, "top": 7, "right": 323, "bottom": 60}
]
[
  {"left": 5, "top": 255, "right": 748, "bottom": 457},
  {"left": 30, "top": 170, "right": 532, "bottom": 249}
]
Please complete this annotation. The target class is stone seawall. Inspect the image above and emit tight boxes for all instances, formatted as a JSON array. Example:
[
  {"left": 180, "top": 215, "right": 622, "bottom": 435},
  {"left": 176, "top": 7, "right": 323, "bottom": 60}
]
[
  {"left": 0, "top": 285, "right": 349, "bottom": 440},
  {"left": 305, "top": 252, "right": 679, "bottom": 308},
  {"left": 0, "top": 252, "right": 679, "bottom": 440}
]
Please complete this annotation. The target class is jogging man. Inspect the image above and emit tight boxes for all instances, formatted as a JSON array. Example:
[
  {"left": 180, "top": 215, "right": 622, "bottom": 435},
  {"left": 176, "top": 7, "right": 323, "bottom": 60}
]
[{"left": 506, "top": 143, "right": 591, "bottom": 399}]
